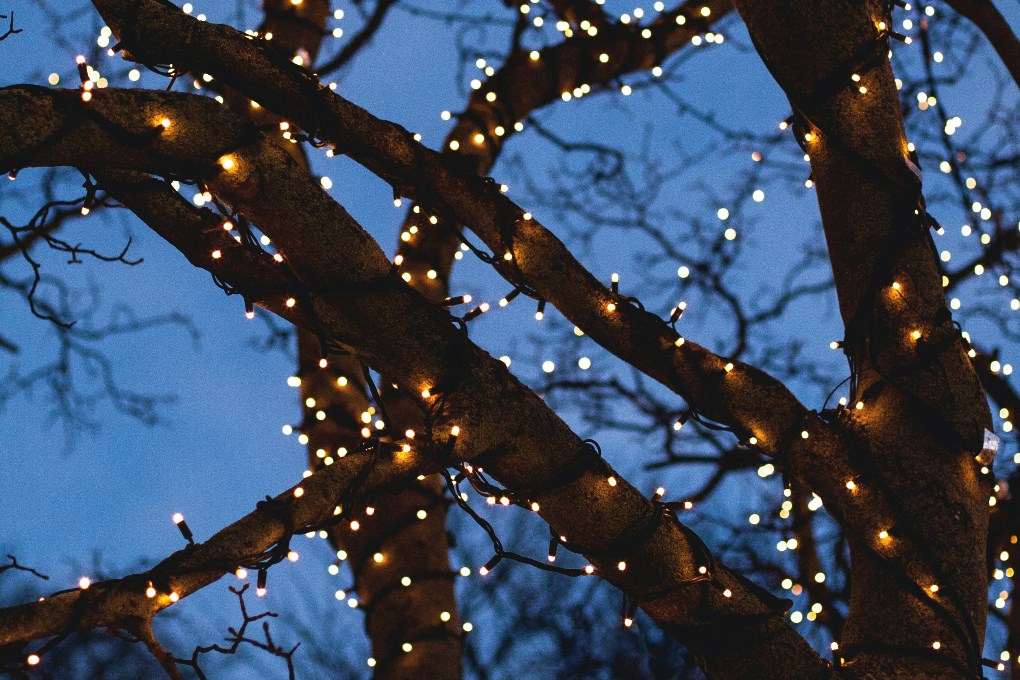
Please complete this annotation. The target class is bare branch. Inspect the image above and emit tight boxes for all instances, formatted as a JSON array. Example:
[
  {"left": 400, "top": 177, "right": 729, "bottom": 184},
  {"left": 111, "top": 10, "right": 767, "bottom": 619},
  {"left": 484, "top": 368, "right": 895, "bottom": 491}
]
[
  {"left": 943, "top": 0, "right": 1020, "bottom": 91},
  {"left": 317, "top": 0, "right": 398, "bottom": 75},
  {"left": 0, "top": 555, "right": 49, "bottom": 581},
  {"left": 174, "top": 584, "right": 298, "bottom": 680},
  {"left": 0, "top": 10, "right": 21, "bottom": 42}
]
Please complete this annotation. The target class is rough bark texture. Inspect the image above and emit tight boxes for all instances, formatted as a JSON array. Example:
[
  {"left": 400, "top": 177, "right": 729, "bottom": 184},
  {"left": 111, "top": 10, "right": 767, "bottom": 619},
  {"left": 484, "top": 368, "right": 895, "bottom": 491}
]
[
  {"left": 0, "top": 0, "right": 1008, "bottom": 676},
  {"left": 81, "top": 3, "right": 955, "bottom": 601},
  {"left": 0, "top": 87, "right": 827, "bottom": 679},
  {"left": 735, "top": 0, "right": 993, "bottom": 676},
  {"left": 296, "top": 335, "right": 464, "bottom": 679},
  {"left": 944, "top": 0, "right": 1020, "bottom": 91},
  {"left": 87, "top": 0, "right": 815, "bottom": 471},
  {"left": 232, "top": 3, "right": 463, "bottom": 675}
]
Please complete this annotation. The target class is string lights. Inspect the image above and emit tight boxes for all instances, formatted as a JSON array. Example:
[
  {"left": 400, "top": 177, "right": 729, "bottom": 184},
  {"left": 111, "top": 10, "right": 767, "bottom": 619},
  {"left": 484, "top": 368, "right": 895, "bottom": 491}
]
[{"left": 0, "top": 0, "right": 1018, "bottom": 675}]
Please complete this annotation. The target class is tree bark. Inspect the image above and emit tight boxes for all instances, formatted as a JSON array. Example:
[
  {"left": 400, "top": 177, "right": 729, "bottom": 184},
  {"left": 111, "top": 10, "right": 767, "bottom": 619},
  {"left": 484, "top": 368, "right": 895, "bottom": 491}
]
[
  {"left": 735, "top": 0, "right": 993, "bottom": 676},
  {"left": 0, "top": 87, "right": 828, "bottom": 678},
  {"left": 228, "top": 3, "right": 464, "bottom": 675}
]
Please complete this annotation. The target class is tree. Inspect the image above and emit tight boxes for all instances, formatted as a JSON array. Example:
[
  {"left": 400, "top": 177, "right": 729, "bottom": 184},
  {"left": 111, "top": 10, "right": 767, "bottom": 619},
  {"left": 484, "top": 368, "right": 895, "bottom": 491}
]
[{"left": 0, "top": 0, "right": 1018, "bottom": 678}]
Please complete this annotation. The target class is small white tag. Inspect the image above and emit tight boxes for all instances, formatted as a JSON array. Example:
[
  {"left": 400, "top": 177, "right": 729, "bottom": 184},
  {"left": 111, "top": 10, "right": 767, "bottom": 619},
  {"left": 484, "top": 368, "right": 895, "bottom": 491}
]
[{"left": 977, "top": 429, "right": 1000, "bottom": 466}]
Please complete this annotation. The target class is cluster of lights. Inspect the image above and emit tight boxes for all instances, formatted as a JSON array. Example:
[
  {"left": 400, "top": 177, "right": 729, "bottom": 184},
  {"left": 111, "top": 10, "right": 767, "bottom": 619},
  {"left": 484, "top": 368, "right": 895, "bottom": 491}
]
[{"left": 12, "top": 0, "right": 1020, "bottom": 673}]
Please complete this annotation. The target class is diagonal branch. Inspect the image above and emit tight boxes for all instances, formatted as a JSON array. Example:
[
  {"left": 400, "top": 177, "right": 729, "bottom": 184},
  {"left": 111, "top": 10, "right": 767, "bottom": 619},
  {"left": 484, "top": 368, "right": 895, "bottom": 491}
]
[
  {"left": 89, "top": 0, "right": 820, "bottom": 470},
  {"left": 734, "top": 0, "right": 993, "bottom": 675},
  {"left": 234, "top": 3, "right": 465, "bottom": 674},
  {"left": 943, "top": 0, "right": 1020, "bottom": 91},
  {"left": 393, "top": 0, "right": 731, "bottom": 295},
  {"left": 316, "top": 0, "right": 398, "bottom": 75},
  {"left": 0, "top": 446, "right": 425, "bottom": 649},
  {"left": 83, "top": 3, "right": 903, "bottom": 582},
  {"left": 0, "top": 87, "right": 827, "bottom": 678}
]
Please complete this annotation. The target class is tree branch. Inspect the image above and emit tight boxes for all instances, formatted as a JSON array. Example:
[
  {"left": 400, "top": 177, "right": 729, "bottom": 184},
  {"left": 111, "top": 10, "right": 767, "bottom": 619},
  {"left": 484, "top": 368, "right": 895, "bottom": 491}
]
[
  {"left": 88, "top": 0, "right": 827, "bottom": 474},
  {"left": 943, "top": 0, "right": 1020, "bottom": 92},
  {"left": 392, "top": 0, "right": 732, "bottom": 298},
  {"left": 735, "top": 0, "right": 993, "bottom": 675},
  {"left": 316, "top": 0, "right": 397, "bottom": 75},
  {"left": 0, "top": 86, "right": 827, "bottom": 678},
  {"left": 237, "top": 2, "right": 465, "bottom": 673},
  {"left": 0, "top": 447, "right": 424, "bottom": 649}
]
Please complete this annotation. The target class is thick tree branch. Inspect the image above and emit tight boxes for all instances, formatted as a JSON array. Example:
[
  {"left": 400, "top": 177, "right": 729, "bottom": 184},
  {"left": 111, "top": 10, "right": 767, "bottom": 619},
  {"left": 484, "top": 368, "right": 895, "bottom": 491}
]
[
  {"left": 236, "top": 3, "right": 465, "bottom": 674},
  {"left": 84, "top": 6, "right": 924, "bottom": 604},
  {"left": 394, "top": 0, "right": 731, "bottom": 295},
  {"left": 88, "top": 0, "right": 822, "bottom": 472},
  {"left": 0, "top": 87, "right": 827, "bottom": 678},
  {"left": 943, "top": 0, "right": 1020, "bottom": 91},
  {"left": 296, "top": 335, "right": 464, "bottom": 679},
  {"left": 442, "top": 0, "right": 731, "bottom": 176},
  {"left": 735, "top": 0, "right": 993, "bottom": 676},
  {"left": 0, "top": 446, "right": 424, "bottom": 649}
]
